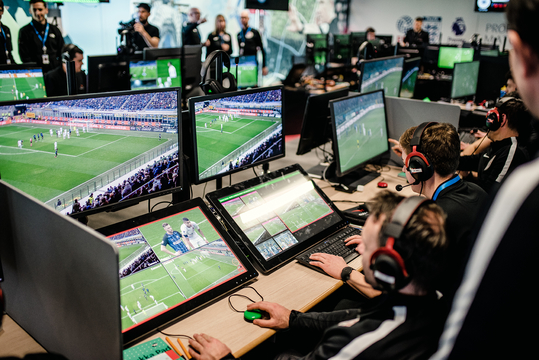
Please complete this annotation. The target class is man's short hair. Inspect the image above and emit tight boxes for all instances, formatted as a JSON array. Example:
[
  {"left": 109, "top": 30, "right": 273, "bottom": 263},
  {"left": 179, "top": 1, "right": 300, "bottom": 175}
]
[
  {"left": 507, "top": 0, "right": 539, "bottom": 56},
  {"left": 162, "top": 223, "right": 169, "bottom": 228},
  {"left": 399, "top": 123, "right": 460, "bottom": 177},
  {"left": 499, "top": 91, "right": 533, "bottom": 135},
  {"left": 368, "top": 190, "right": 447, "bottom": 292},
  {"left": 138, "top": 3, "right": 151, "bottom": 12},
  {"left": 182, "top": 217, "right": 189, "bottom": 222},
  {"left": 0, "top": 0, "right": 4, "bottom": 11},
  {"left": 415, "top": 16, "right": 424, "bottom": 22},
  {"left": 62, "top": 44, "right": 83, "bottom": 61},
  {"left": 30, "top": 0, "right": 47, "bottom": 7},
  {"left": 366, "top": 27, "right": 375, "bottom": 34}
]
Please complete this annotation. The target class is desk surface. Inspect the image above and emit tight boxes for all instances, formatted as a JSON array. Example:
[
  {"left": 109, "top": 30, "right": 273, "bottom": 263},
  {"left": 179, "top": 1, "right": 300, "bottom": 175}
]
[{"left": 0, "top": 138, "right": 413, "bottom": 358}]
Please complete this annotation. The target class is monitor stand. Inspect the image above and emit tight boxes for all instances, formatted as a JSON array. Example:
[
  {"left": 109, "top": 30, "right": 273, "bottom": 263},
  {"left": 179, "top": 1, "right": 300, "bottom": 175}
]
[
  {"left": 323, "top": 162, "right": 379, "bottom": 193},
  {"left": 306, "top": 163, "right": 329, "bottom": 179}
]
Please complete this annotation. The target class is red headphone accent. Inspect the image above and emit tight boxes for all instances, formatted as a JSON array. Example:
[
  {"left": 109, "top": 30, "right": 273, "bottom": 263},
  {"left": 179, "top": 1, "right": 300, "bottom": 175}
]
[{"left": 370, "top": 236, "right": 409, "bottom": 278}]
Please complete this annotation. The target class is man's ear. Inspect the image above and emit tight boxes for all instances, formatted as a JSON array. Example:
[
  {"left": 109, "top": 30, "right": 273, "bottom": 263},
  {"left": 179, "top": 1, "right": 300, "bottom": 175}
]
[{"left": 501, "top": 113, "right": 508, "bottom": 128}]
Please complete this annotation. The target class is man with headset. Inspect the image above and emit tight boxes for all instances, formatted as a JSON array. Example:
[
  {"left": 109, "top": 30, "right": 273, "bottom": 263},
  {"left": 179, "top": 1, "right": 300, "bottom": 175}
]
[
  {"left": 187, "top": 191, "right": 449, "bottom": 360},
  {"left": 44, "top": 44, "right": 86, "bottom": 96},
  {"left": 458, "top": 93, "right": 531, "bottom": 193}
]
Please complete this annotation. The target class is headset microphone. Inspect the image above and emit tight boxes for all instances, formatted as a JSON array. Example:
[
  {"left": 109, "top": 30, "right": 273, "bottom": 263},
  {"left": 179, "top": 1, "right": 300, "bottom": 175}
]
[{"left": 396, "top": 180, "right": 420, "bottom": 191}]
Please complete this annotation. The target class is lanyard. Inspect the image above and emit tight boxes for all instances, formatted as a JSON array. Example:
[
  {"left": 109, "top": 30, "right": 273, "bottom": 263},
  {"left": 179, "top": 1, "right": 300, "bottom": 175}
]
[
  {"left": 240, "top": 27, "right": 251, "bottom": 44},
  {"left": 30, "top": 21, "right": 50, "bottom": 51},
  {"left": 0, "top": 27, "right": 7, "bottom": 52},
  {"left": 432, "top": 176, "right": 461, "bottom": 201}
]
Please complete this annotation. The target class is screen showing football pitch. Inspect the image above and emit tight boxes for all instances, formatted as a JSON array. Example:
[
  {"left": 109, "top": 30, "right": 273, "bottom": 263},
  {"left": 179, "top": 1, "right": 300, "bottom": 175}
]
[
  {"left": 0, "top": 88, "right": 181, "bottom": 216},
  {"left": 360, "top": 56, "right": 404, "bottom": 97},
  {"left": 130, "top": 59, "right": 181, "bottom": 90},
  {"left": 0, "top": 67, "right": 47, "bottom": 101},
  {"left": 228, "top": 55, "right": 258, "bottom": 88},
  {"left": 451, "top": 61, "right": 480, "bottom": 99}
]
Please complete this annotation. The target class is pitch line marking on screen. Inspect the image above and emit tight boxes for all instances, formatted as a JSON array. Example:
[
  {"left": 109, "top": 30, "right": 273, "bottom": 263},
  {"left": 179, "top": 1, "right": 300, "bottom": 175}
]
[
  {"left": 76, "top": 136, "right": 127, "bottom": 156},
  {"left": 0, "top": 145, "right": 77, "bottom": 157}
]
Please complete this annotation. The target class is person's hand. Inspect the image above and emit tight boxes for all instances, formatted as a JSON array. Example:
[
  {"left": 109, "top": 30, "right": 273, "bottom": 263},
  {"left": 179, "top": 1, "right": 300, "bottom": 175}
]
[
  {"left": 189, "top": 333, "right": 232, "bottom": 360},
  {"left": 388, "top": 138, "right": 403, "bottom": 157},
  {"left": 134, "top": 22, "right": 146, "bottom": 34},
  {"left": 309, "top": 253, "right": 347, "bottom": 279},
  {"left": 262, "top": 66, "right": 269, "bottom": 76},
  {"left": 198, "top": 17, "right": 207, "bottom": 25},
  {"left": 246, "top": 301, "right": 291, "bottom": 330},
  {"left": 174, "top": 251, "right": 181, "bottom": 256},
  {"left": 204, "top": 39, "right": 210, "bottom": 47},
  {"left": 473, "top": 129, "right": 487, "bottom": 138},
  {"left": 286, "top": 5, "right": 303, "bottom": 32},
  {"left": 344, "top": 234, "right": 364, "bottom": 254},
  {"left": 221, "top": 43, "right": 230, "bottom": 52}
]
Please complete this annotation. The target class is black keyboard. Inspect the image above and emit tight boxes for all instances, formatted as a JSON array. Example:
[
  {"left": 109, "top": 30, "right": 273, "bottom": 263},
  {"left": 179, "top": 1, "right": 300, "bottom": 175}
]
[{"left": 296, "top": 226, "right": 361, "bottom": 274}]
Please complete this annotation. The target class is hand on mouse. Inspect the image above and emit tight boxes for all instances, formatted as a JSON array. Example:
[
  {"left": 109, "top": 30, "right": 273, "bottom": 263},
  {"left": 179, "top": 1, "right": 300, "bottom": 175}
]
[
  {"left": 246, "top": 301, "right": 291, "bottom": 330},
  {"left": 189, "top": 333, "right": 231, "bottom": 360},
  {"left": 309, "top": 253, "right": 347, "bottom": 279}
]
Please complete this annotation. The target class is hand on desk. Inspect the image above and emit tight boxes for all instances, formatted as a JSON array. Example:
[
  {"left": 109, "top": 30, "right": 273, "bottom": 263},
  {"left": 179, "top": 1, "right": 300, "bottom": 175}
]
[
  {"left": 189, "top": 333, "right": 232, "bottom": 360},
  {"left": 246, "top": 301, "right": 291, "bottom": 330}
]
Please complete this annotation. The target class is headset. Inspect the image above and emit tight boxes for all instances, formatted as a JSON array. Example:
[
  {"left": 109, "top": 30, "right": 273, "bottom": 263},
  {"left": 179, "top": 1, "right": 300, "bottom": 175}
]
[
  {"left": 404, "top": 122, "right": 437, "bottom": 183},
  {"left": 199, "top": 50, "right": 237, "bottom": 95},
  {"left": 62, "top": 43, "right": 80, "bottom": 62},
  {"left": 370, "top": 196, "right": 432, "bottom": 292},
  {"left": 486, "top": 96, "right": 522, "bottom": 131},
  {"left": 358, "top": 41, "right": 375, "bottom": 60}
]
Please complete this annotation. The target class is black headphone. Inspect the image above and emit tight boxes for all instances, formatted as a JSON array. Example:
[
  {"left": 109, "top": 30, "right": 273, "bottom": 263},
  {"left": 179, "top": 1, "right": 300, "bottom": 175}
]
[
  {"left": 358, "top": 41, "right": 375, "bottom": 60},
  {"left": 404, "top": 122, "right": 436, "bottom": 182},
  {"left": 370, "top": 196, "right": 432, "bottom": 292},
  {"left": 199, "top": 50, "right": 237, "bottom": 95},
  {"left": 62, "top": 44, "right": 79, "bottom": 62},
  {"left": 486, "top": 96, "right": 522, "bottom": 131}
]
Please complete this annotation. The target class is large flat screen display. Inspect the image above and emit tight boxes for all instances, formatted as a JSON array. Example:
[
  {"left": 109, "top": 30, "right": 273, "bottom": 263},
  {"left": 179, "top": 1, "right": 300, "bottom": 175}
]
[
  {"left": 438, "top": 47, "right": 475, "bottom": 69},
  {"left": 0, "top": 65, "right": 47, "bottom": 101}
]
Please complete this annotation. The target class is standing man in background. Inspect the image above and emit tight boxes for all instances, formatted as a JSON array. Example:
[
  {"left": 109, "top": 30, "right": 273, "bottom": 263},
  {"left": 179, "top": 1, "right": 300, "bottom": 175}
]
[
  {"left": 182, "top": 7, "right": 206, "bottom": 46},
  {"left": 19, "top": 0, "right": 64, "bottom": 73},
  {"left": 402, "top": 17, "right": 429, "bottom": 47},
  {"left": 238, "top": 10, "right": 268, "bottom": 75},
  {"left": 133, "top": 3, "right": 159, "bottom": 50},
  {"left": 0, "top": 0, "right": 14, "bottom": 64}
]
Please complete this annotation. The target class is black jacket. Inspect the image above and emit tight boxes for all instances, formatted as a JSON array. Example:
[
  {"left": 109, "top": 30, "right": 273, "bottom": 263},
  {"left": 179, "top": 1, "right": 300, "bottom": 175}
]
[
  {"left": 404, "top": 29, "right": 429, "bottom": 47},
  {"left": 182, "top": 22, "right": 201, "bottom": 46},
  {"left": 0, "top": 23, "right": 15, "bottom": 64},
  {"left": 237, "top": 28, "right": 266, "bottom": 67},
  {"left": 18, "top": 20, "right": 64, "bottom": 73}
]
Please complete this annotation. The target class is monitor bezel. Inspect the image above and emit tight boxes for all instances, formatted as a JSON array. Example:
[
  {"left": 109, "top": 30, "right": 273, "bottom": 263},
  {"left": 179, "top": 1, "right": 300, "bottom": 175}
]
[
  {"left": 329, "top": 89, "right": 390, "bottom": 178},
  {"left": 189, "top": 85, "right": 285, "bottom": 185},
  {"left": 296, "top": 88, "right": 350, "bottom": 156},
  {"left": 437, "top": 46, "right": 475, "bottom": 69},
  {"left": 400, "top": 56, "right": 422, "bottom": 99},
  {"left": 0, "top": 87, "right": 184, "bottom": 218},
  {"left": 96, "top": 196, "right": 259, "bottom": 346},
  {"left": 205, "top": 163, "right": 349, "bottom": 274},
  {"left": 0, "top": 63, "right": 47, "bottom": 100},
  {"left": 451, "top": 60, "right": 481, "bottom": 99},
  {"left": 358, "top": 55, "right": 405, "bottom": 96}
]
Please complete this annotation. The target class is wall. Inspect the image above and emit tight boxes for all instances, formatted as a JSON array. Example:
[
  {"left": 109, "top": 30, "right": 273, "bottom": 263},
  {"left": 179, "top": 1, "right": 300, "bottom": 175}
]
[{"left": 349, "top": 0, "right": 509, "bottom": 48}]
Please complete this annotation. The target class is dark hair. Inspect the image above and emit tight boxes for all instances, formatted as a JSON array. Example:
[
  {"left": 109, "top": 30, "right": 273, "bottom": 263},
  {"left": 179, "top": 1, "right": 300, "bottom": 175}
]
[
  {"left": 368, "top": 191, "right": 447, "bottom": 292},
  {"left": 499, "top": 91, "right": 533, "bottom": 136},
  {"left": 399, "top": 123, "right": 460, "bottom": 177},
  {"left": 138, "top": 3, "right": 151, "bottom": 12},
  {"left": 62, "top": 44, "right": 83, "bottom": 61},
  {"left": 366, "top": 27, "right": 375, "bottom": 34},
  {"left": 507, "top": 0, "right": 539, "bottom": 55},
  {"left": 415, "top": 17, "right": 424, "bottom": 22},
  {"left": 30, "top": 0, "right": 47, "bottom": 7},
  {"left": 0, "top": 0, "right": 4, "bottom": 10},
  {"left": 162, "top": 223, "right": 169, "bottom": 228}
]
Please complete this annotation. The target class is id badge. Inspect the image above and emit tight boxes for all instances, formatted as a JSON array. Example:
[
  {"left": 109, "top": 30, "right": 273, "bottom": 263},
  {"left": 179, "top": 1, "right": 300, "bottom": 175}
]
[{"left": 42, "top": 53, "right": 50, "bottom": 64}]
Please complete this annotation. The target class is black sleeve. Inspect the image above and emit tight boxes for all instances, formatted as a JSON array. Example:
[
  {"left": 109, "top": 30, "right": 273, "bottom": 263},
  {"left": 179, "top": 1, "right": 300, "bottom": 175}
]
[
  {"left": 478, "top": 147, "right": 529, "bottom": 193},
  {"left": 225, "top": 32, "right": 233, "bottom": 55},
  {"left": 18, "top": 26, "right": 33, "bottom": 63},
  {"left": 182, "top": 22, "right": 198, "bottom": 35},
  {"left": 403, "top": 29, "right": 412, "bottom": 45},
  {"left": 254, "top": 30, "right": 266, "bottom": 68},
  {"left": 289, "top": 309, "right": 359, "bottom": 333},
  {"left": 423, "top": 31, "right": 430, "bottom": 44}
]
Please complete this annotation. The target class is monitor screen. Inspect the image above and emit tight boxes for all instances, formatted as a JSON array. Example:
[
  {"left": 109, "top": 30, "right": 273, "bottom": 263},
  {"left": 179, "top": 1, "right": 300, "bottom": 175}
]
[
  {"left": 245, "top": 0, "right": 289, "bottom": 10},
  {"left": 144, "top": 46, "right": 202, "bottom": 91},
  {"left": 332, "top": 34, "right": 352, "bottom": 61},
  {"left": 97, "top": 197, "right": 258, "bottom": 344},
  {"left": 130, "top": 59, "right": 181, "bottom": 90},
  {"left": 359, "top": 56, "right": 404, "bottom": 97},
  {"left": 189, "top": 86, "right": 284, "bottom": 184},
  {"left": 0, "top": 88, "right": 182, "bottom": 217},
  {"left": 475, "top": 0, "right": 509, "bottom": 12},
  {"left": 87, "top": 55, "right": 131, "bottom": 94},
  {"left": 400, "top": 57, "right": 421, "bottom": 98},
  {"left": 0, "top": 65, "right": 47, "bottom": 101},
  {"left": 296, "top": 88, "right": 350, "bottom": 156},
  {"left": 330, "top": 90, "right": 389, "bottom": 177},
  {"left": 438, "top": 47, "right": 475, "bottom": 69},
  {"left": 306, "top": 34, "right": 328, "bottom": 66},
  {"left": 451, "top": 61, "right": 480, "bottom": 99},
  {"left": 227, "top": 55, "right": 258, "bottom": 89}
]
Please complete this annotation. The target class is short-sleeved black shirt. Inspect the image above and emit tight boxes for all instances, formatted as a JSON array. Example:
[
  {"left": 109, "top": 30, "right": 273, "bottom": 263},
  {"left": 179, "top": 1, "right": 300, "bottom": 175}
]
[{"left": 133, "top": 22, "right": 160, "bottom": 51}]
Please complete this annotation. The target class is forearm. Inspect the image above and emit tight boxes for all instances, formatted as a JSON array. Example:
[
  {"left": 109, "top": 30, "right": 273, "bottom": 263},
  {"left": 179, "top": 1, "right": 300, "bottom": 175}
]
[{"left": 347, "top": 271, "right": 381, "bottom": 298}]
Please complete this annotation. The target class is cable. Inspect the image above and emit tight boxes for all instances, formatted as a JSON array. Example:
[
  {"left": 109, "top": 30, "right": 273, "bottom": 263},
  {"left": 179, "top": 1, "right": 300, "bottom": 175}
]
[
  {"left": 150, "top": 201, "right": 173, "bottom": 213},
  {"left": 228, "top": 285, "right": 264, "bottom": 313},
  {"left": 157, "top": 329, "right": 193, "bottom": 340}
]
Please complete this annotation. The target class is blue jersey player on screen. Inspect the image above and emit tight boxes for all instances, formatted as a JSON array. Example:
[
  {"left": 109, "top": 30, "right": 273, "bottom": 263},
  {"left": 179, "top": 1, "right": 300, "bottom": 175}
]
[{"left": 161, "top": 223, "right": 191, "bottom": 256}]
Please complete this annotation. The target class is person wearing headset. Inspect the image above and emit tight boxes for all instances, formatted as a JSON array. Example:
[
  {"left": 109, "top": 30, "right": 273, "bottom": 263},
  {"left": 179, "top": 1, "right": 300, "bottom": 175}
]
[
  {"left": 458, "top": 93, "right": 531, "bottom": 193},
  {"left": 186, "top": 192, "right": 450, "bottom": 360},
  {"left": 44, "top": 44, "right": 86, "bottom": 96}
]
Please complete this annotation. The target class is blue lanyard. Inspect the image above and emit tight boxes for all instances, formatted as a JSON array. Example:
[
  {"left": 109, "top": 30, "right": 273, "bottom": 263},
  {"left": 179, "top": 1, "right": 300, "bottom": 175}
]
[
  {"left": 30, "top": 21, "right": 50, "bottom": 50},
  {"left": 240, "top": 27, "right": 251, "bottom": 44},
  {"left": 432, "top": 176, "right": 461, "bottom": 201}
]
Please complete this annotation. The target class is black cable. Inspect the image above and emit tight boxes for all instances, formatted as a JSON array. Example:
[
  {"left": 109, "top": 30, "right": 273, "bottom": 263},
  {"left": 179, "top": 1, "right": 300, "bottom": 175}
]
[
  {"left": 150, "top": 201, "right": 173, "bottom": 212},
  {"left": 202, "top": 181, "right": 208, "bottom": 199},
  {"left": 157, "top": 329, "right": 193, "bottom": 340},
  {"left": 228, "top": 285, "right": 264, "bottom": 313}
]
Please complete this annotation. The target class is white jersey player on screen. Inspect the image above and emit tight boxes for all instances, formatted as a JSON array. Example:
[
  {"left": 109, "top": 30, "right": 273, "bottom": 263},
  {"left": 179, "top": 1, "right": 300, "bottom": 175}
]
[{"left": 180, "top": 217, "right": 208, "bottom": 249}]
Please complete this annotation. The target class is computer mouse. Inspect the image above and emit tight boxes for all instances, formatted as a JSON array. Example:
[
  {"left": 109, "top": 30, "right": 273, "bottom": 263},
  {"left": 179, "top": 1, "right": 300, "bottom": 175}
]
[
  {"left": 377, "top": 181, "right": 388, "bottom": 188},
  {"left": 244, "top": 309, "right": 266, "bottom": 322}
]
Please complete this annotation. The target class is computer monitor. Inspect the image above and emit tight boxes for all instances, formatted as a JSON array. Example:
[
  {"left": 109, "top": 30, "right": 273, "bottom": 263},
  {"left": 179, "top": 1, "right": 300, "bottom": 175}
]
[
  {"left": 87, "top": 54, "right": 131, "bottom": 94},
  {"left": 228, "top": 55, "right": 258, "bottom": 89},
  {"left": 376, "top": 35, "right": 393, "bottom": 45},
  {"left": 359, "top": 55, "right": 404, "bottom": 97},
  {"left": 189, "top": 86, "right": 284, "bottom": 184},
  {"left": 0, "top": 88, "right": 183, "bottom": 218},
  {"left": 400, "top": 57, "right": 421, "bottom": 98},
  {"left": 331, "top": 34, "right": 352, "bottom": 62},
  {"left": 296, "top": 88, "right": 350, "bottom": 156},
  {"left": 451, "top": 61, "right": 480, "bottom": 99},
  {"left": 144, "top": 45, "right": 202, "bottom": 92},
  {"left": 438, "top": 46, "right": 475, "bottom": 69},
  {"left": 0, "top": 64, "right": 47, "bottom": 101},
  {"left": 129, "top": 59, "right": 181, "bottom": 90},
  {"left": 306, "top": 34, "right": 328, "bottom": 67},
  {"left": 329, "top": 89, "right": 389, "bottom": 180},
  {"left": 350, "top": 32, "right": 367, "bottom": 55},
  {"left": 97, "top": 197, "right": 258, "bottom": 345}
]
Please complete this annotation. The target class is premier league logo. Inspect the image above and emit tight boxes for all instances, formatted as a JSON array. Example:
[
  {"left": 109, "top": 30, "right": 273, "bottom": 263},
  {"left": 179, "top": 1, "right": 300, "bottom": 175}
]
[
  {"left": 452, "top": 17, "right": 466, "bottom": 36},
  {"left": 397, "top": 16, "right": 414, "bottom": 34}
]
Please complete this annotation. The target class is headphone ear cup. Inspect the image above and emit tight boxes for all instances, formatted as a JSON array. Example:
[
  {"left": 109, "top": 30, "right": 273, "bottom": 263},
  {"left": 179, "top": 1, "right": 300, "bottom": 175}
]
[
  {"left": 221, "top": 72, "right": 237, "bottom": 92},
  {"left": 407, "top": 154, "right": 433, "bottom": 182},
  {"left": 370, "top": 252, "right": 406, "bottom": 292},
  {"left": 486, "top": 110, "right": 501, "bottom": 131}
]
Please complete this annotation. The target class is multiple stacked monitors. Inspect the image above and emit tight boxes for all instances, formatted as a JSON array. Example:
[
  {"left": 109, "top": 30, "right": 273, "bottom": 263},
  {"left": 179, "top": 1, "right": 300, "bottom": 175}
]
[
  {"left": 330, "top": 90, "right": 389, "bottom": 177},
  {"left": 306, "top": 34, "right": 328, "bottom": 66},
  {"left": 129, "top": 59, "right": 181, "bottom": 90},
  {"left": 0, "top": 64, "right": 47, "bottom": 101},
  {"left": 332, "top": 34, "right": 352, "bottom": 62},
  {"left": 400, "top": 57, "right": 421, "bottom": 98},
  {"left": 227, "top": 55, "right": 258, "bottom": 89},
  {"left": 97, "top": 197, "right": 257, "bottom": 344},
  {"left": 438, "top": 47, "right": 475, "bottom": 69},
  {"left": 0, "top": 88, "right": 182, "bottom": 217},
  {"left": 359, "top": 56, "right": 404, "bottom": 97},
  {"left": 451, "top": 61, "right": 480, "bottom": 99},
  {"left": 189, "top": 86, "right": 284, "bottom": 184}
]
